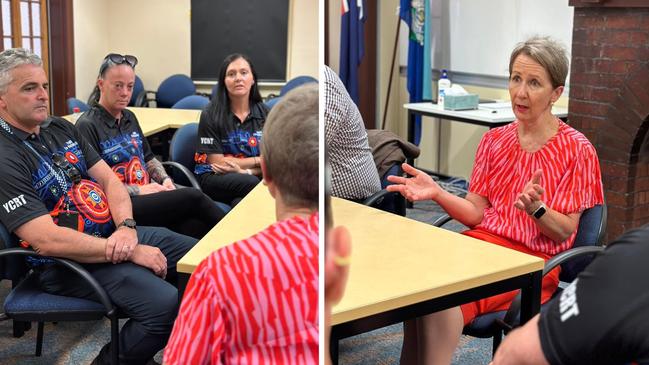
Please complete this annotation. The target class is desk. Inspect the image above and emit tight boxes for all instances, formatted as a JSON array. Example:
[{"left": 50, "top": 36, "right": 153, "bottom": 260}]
[
  {"left": 176, "top": 184, "right": 275, "bottom": 295},
  {"left": 63, "top": 107, "right": 201, "bottom": 136},
  {"left": 330, "top": 197, "right": 544, "bottom": 363},
  {"left": 404, "top": 102, "right": 568, "bottom": 170}
]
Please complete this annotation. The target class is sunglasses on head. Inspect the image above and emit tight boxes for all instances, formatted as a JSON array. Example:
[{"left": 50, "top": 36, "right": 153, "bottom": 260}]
[{"left": 99, "top": 53, "right": 138, "bottom": 75}]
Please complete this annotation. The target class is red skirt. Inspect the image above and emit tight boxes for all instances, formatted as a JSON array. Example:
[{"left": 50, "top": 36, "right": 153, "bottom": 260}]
[{"left": 460, "top": 228, "right": 560, "bottom": 326}]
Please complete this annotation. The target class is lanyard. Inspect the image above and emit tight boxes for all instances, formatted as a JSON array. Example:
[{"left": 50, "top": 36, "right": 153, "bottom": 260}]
[{"left": 0, "top": 118, "right": 71, "bottom": 199}]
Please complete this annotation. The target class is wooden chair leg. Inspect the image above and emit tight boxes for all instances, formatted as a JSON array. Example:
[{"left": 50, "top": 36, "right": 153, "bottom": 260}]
[{"left": 35, "top": 321, "right": 44, "bottom": 356}]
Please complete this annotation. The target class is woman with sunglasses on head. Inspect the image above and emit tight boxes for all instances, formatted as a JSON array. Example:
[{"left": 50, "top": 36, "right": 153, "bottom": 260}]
[
  {"left": 76, "top": 53, "right": 225, "bottom": 239},
  {"left": 193, "top": 53, "right": 267, "bottom": 206}
]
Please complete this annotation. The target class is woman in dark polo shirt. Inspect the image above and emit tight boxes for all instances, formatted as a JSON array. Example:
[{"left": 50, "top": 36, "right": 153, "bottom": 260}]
[
  {"left": 193, "top": 53, "right": 268, "bottom": 206},
  {"left": 77, "top": 53, "right": 225, "bottom": 239}
]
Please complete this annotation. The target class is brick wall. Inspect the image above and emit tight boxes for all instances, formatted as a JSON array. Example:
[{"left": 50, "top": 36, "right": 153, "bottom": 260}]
[{"left": 569, "top": 6, "right": 649, "bottom": 241}]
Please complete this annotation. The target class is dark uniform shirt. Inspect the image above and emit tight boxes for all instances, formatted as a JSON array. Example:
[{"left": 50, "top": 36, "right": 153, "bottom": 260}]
[
  {"left": 0, "top": 117, "right": 115, "bottom": 239},
  {"left": 76, "top": 105, "right": 152, "bottom": 186},
  {"left": 194, "top": 100, "right": 267, "bottom": 175},
  {"left": 539, "top": 225, "right": 649, "bottom": 365}
]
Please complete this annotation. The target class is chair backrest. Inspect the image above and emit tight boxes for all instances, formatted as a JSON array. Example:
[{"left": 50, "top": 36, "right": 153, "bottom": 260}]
[
  {"left": 264, "top": 96, "right": 282, "bottom": 110},
  {"left": 172, "top": 95, "right": 210, "bottom": 110},
  {"left": 129, "top": 75, "right": 145, "bottom": 106},
  {"left": 168, "top": 123, "right": 199, "bottom": 184},
  {"left": 66, "top": 97, "right": 89, "bottom": 114},
  {"left": 280, "top": 75, "right": 318, "bottom": 96},
  {"left": 156, "top": 74, "right": 196, "bottom": 108},
  {"left": 559, "top": 203, "right": 607, "bottom": 282}
]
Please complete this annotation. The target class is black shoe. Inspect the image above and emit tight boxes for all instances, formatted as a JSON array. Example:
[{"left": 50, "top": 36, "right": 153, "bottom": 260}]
[{"left": 90, "top": 342, "right": 111, "bottom": 365}]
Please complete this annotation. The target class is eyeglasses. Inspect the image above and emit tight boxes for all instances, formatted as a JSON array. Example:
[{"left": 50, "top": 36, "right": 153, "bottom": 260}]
[
  {"left": 51, "top": 153, "right": 82, "bottom": 185},
  {"left": 99, "top": 53, "right": 138, "bottom": 75}
]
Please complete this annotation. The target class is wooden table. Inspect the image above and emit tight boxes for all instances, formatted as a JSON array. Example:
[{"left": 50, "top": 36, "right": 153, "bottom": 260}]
[
  {"left": 330, "top": 197, "right": 544, "bottom": 363},
  {"left": 63, "top": 107, "right": 201, "bottom": 136},
  {"left": 176, "top": 184, "right": 275, "bottom": 295},
  {"left": 125, "top": 107, "right": 201, "bottom": 136}
]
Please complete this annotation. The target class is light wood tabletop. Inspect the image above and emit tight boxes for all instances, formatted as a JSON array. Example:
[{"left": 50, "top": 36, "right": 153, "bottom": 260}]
[
  {"left": 331, "top": 197, "right": 544, "bottom": 326},
  {"left": 63, "top": 107, "right": 201, "bottom": 136},
  {"left": 176, "top": 183, "right": 276, "bottom": 274}
]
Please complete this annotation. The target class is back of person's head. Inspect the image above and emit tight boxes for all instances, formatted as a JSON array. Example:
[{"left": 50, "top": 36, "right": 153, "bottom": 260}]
[
  {"left": 509, "top": 36, "right": 569, "bottom": 89},
  {"left": 0, "top": 48, "right": 42, "bottom": 94},
  {"left": 211, "top": 53, "right": 263, "bottom": 120},
  {"left": 261, "top": 83, "right": 318, "bottom": 210}
]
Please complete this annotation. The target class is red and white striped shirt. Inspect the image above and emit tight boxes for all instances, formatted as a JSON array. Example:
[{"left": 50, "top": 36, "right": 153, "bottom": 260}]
[
  {"left": 164, "top": 213, "right": 319, "bottom": 365},
  {"left": 470, "top": 120, "right": 603, "bottom": 256}
]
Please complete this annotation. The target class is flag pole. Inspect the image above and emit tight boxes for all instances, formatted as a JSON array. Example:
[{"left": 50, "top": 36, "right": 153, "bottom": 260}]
[{"left": 381, "top": 12, "right": 401, "bottom": 131}]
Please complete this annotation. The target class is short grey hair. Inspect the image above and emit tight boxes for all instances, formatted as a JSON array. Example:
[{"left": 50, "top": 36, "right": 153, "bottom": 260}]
[
  {"left": 0, "top": 48, "right": 42, "bottom": 94},
  {"left": 509, "top": 36, "right": 569, "bottom": 89},
  {"left": 261, "top": 83, "right": 319, "bottom": 210}
]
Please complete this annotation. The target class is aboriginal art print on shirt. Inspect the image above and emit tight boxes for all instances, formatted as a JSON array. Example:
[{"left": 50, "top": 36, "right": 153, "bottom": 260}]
[
  {"left": 31, "top": 139, "right": 114, "bottom": 238},
  {"left": 194, "top": 129, "right": 263, "bottom": 175},
  {"left": 98, "top": 131, "right": 149, "bottom": 185}
]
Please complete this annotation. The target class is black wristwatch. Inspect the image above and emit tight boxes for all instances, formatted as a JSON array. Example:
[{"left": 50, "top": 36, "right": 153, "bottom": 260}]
[
  {"left": 118, "top": 218, "right": 137, "bottom": 229},
  {"left": 530, "top": 203, "right": 547, "bottom": 219}
]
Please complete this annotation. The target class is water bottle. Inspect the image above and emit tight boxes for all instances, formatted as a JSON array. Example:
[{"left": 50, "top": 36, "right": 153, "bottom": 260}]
[
  {"left": 438, "top": 69, "right": 451, "bottom": 108},
  {"left": 71, "top": 107, "right": 81, "bottom": 123}
]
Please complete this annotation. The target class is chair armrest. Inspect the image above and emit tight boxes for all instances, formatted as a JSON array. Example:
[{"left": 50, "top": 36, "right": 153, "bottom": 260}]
[
  {"left": 161, "top": 161, "right": 201, "bottom": 190},
  {"left": 0, "top": 248, "right": 115, "bottom": 315},
  {"left": 433, "top": 214, "right": 453, "bottom": 227},
  {"left": 498, "top": 245, "right": 605, "bottom": 330},
  {"left": 362, "top": 189, "right": 391, "bottom": 208}
]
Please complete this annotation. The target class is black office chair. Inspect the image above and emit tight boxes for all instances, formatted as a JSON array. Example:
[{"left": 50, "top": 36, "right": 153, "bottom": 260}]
[
  {"left": 161, "top": 123, "right": 231, "bottom": 214},
  {"left": 434, "top": 203, "right": 607, "bottom": 354},
  {"left": 0, "top": 223, "right": 120, "bottom": 364},
  {"left": 362, "top": 163, "right": 407, "bottom": 216}
]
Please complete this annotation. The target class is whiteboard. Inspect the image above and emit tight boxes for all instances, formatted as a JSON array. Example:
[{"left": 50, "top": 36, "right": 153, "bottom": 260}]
[
  {"left": 449, "top": 0, "right": 573, "bottom": 77},
  {"left": 400, "top": 0, "right": 574, "bottom": 79}
]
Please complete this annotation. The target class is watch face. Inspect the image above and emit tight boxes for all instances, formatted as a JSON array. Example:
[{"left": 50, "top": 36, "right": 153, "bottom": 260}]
[
  {"left": 533, "top": 206, "right": 547, "bottom": 219},
  {"left": 122, "top": 218, "right": 137, "bottom": 228}
]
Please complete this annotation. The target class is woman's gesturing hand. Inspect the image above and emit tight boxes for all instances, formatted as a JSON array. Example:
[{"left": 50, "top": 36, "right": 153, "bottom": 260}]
[{"left": 386, "top": 163, "right": 443, "bottom": 202}]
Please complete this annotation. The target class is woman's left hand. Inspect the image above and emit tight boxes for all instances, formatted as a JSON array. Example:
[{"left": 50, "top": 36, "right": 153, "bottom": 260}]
[
  {"left": 211, "top": 160, "right": 243, "bottom": 174},
  {"left": 514, "top": 169, "right": 545, "bottom": 214}
]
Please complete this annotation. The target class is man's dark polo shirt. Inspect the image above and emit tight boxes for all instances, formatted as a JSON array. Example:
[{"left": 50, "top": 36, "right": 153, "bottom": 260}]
[
  {"left": 0, "top": 117, "right": 114, "bottom": 237},
  {"left": 76, "top": 105, "right": 152, "bottom": 185},
  {"left": 194, "top": 100, "right": 267, "bottom": 175}
]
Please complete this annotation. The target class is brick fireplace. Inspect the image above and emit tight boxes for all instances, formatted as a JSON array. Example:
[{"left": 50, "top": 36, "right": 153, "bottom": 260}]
[{"left": 569, "top": 0, "right": 649, "bottom": 241}]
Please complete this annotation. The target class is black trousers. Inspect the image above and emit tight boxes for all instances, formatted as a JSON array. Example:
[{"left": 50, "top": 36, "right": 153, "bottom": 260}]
[
  {"left": 131, "top": 187, "right": 225, "bottom": 239},
  {"left": 198, "top": 172, "right": 260, "bottom": 206},
  {"left": 38, "top": 226, "right": 197, "bottom": 365}
]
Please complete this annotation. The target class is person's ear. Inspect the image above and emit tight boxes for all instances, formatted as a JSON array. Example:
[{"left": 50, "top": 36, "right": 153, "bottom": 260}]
[
  {"left": 261, "top": 157, "right": 276, "bottom": 196},
  {"left": 550, "top": 85, "right": 564, "bottom": 105}
]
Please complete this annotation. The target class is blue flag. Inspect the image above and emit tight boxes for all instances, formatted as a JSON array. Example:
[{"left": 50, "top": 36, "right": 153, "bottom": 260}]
[
  {"left": 400, "top": 0, "right": 431, "bottom": 145},
  {"left": 339, "top": 0, "right": 366, "bottom": 106}
]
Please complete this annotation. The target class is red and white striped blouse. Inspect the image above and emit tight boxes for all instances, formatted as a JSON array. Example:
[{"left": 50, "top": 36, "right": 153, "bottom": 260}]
[
  {"left": 470, "top": 120, "right": 603, "bottom": 256},
  {"left": 164, "top": 212, "right": 319, "bottom": 365}
]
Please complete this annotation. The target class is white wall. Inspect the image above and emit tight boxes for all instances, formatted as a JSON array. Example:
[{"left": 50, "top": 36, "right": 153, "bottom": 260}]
[
  {"left": 73, "top": 0, "right": 318, "bottom": 102},
  {"left": 329, "top": 1, "right": 573, "bottom": 179}
]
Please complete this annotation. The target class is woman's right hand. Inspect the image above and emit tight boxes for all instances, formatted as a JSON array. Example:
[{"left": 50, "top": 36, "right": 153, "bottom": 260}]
[
  {"left": 386, "top": 163, "right": 442, "bottom": 202},
  {"left": 138, "top": 182, "right": 172, "bottom": 195}
]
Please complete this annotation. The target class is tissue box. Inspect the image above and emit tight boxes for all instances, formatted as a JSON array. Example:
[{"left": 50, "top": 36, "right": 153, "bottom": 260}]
[{"left": 444, "top": 93, "right": 479, "bottom": 110}]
